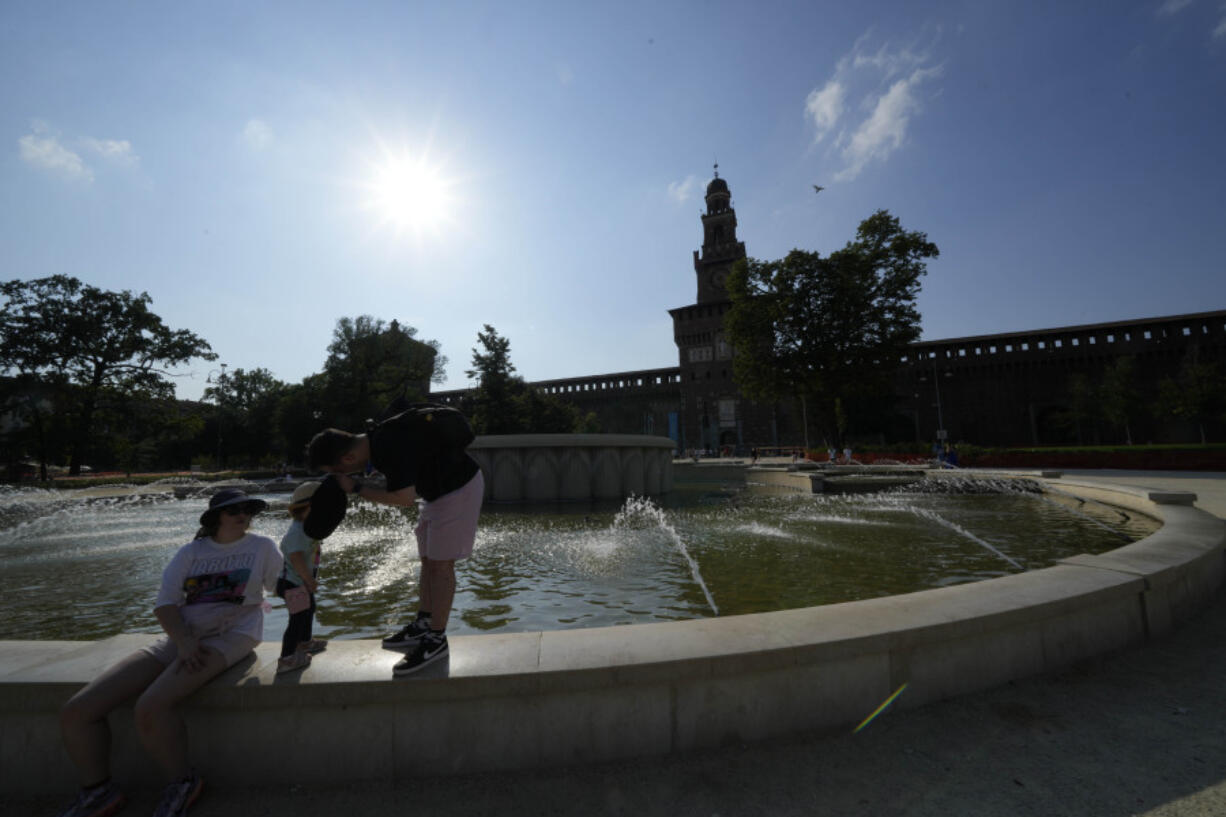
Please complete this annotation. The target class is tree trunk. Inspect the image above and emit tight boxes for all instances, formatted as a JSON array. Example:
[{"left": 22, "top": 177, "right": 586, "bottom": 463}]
[{"left": 69, "top": 392, "right": 98, "bottom": 477}]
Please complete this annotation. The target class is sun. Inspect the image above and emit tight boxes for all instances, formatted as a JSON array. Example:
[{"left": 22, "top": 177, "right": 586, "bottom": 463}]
[{"left": 364, "top": 148, "right": 458, "bottom": 238}]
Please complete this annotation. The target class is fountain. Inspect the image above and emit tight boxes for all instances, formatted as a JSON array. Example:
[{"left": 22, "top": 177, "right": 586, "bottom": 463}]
[
  {"left": 0, "top": 475, "right": 1157, "bottom": 641},
  {"left": 467, "top": 433, "right": 676, "bottom": 501},
  {"left": 0, "top": 469, "right": 1223, "bottom": 794}
]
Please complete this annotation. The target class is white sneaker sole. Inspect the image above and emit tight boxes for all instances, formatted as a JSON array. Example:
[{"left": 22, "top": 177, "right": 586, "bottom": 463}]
[{"left": 392, "top": 646, "right": 448, "bottom": 676}]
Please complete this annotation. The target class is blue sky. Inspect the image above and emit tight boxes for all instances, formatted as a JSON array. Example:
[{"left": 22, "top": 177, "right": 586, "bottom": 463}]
[{"left": 3, "top": 1, "right": 1224, "bottom": 400}]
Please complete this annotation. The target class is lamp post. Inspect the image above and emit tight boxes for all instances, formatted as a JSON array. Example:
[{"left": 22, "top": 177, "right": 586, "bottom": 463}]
[
  {"left": 919, "top": 361, "right": 952, "bottom": 443},
  {"left": 932, "top": 360, "right": 945, "bottom": 439}
]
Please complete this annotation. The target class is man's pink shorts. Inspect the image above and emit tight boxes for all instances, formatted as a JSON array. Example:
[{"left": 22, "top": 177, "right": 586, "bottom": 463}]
[{"left": 415, "top": 470, "right": 484, "bottom": 561}]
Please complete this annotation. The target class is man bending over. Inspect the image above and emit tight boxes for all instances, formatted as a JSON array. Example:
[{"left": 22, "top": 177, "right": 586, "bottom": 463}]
[{"left": 307, "top": 405, "right": 483, "bottom": 676}]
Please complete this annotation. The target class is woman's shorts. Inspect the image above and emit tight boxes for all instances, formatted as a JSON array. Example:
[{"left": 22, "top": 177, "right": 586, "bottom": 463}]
[
  {"left": 415, "top": 470, "right": 484, "bottom": 561},
  {"left": 140, "top": 630, "right": 258, "bottom": 668}
]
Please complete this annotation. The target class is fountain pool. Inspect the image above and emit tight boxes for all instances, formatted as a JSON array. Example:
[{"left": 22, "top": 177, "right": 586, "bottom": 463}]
[{"left": 0, "top": 478, "right": 1157, "bottom": 642}]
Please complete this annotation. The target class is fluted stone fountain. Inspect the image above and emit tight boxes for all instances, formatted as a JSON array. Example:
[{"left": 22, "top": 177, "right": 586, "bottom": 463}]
[{"left": 467, "top": 433, "right": 675, "bottom": 502}]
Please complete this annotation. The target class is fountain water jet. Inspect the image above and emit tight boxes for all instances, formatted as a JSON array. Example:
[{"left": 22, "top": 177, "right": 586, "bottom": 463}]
[{"left": 614, "top": 495, "right": 719, "bottom": 616}]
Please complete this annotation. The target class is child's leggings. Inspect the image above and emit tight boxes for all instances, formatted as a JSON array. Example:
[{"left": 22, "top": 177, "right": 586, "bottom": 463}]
[{"left": 277, "top": 577, "right": 316, "bottom": 658}]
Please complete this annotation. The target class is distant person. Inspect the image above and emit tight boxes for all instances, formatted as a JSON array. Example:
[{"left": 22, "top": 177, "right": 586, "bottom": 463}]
[
  {"left": 828, "top": 446, "right": 836, "bottom": 463},
  {"left": 307, "top": 403, "right": 483, "bottom": 677},
  {"left": 946, "top": 444, "right": 959, "bottom": 468},
  {"left": 55, "top": 490, "right": 280, "bottom": 817},
  {"left": 750, "top": 447, "right": 759, "bottom": 465},
  {"left": 843, "top": 446, "right": 853, "bottom": 464},
  {"left": 275, "top": 481, "right": 330, "bottom": 674}
]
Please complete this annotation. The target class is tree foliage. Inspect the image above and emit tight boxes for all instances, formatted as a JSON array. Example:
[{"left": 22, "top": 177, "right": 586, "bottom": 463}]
[
  {"left": 724, "top": 210, "right": 938, "bottom": 449},
  {"left": 0, "top": 275, "right": 214, "bottom": 474},
  {"left": 316, "top": 316, "right": 446, "bottom": 431},
  {"left": 1154, "top": 348, "right": 1226, "bottom": 444},
  {"left": 203, "top": 367, "right": 287, "bottom": 467},
  {"left": 464, "top": 324, "right": 591, "bottom": 434},
  {"left": 1098, "top": 356, "right": 1137, "bottom": 446}
]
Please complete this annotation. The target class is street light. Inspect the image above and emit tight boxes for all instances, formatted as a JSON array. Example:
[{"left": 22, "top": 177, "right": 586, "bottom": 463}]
[
  {"left": 206, "top": 363, "right": 227, "bottom": 469},
  {"left": 918, "top": 361, "right": 953, "bottom": 442}
]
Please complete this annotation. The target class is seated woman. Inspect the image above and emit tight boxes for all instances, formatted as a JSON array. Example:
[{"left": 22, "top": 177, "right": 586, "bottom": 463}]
[{"left": 56, "top": 489, "right": 281, "bottom": 817}]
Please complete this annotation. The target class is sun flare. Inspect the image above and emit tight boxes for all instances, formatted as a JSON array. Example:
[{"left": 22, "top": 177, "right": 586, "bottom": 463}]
[{"left": 364, "top": 149, "right": 458, "bottom": 238}]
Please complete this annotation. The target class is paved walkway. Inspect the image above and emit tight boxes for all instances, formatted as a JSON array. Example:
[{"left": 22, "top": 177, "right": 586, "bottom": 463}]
[{"left": 11, "top": 471, "right": 1226, "bottom": 817}]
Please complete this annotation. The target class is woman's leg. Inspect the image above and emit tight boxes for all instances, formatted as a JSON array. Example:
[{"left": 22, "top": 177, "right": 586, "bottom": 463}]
[
  {"left": 132, "top": 648, "right": 231, "bottom": 781},
  {"left": 60, "top": 650, "right": 168, "bottom": 786}
]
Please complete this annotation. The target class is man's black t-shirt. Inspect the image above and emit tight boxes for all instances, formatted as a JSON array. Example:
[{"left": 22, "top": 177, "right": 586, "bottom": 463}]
[{"left": 369, "top": 410, "right": 480, "bottom": 501}]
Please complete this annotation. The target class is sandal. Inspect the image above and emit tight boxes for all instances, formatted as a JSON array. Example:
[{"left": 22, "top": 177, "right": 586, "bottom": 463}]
[
  {"left": 276, "top": 651, "right": 311, "bottom": 674},
  {"left": 304, "top": 639, "right": 328, "bottom": 654}
]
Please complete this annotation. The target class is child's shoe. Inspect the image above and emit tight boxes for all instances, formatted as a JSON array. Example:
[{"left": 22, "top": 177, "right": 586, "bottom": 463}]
[{"left": 276, "top": 651, "right": 311, "bottom": 674}]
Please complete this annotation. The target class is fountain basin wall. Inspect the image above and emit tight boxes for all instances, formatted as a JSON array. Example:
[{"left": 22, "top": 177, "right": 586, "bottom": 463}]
[
  {"left": 467, "top": 434, "right": 676, "bottom": 502},
  {"left": 1, "top": 474, "right": 1224, "bottom": 795}
]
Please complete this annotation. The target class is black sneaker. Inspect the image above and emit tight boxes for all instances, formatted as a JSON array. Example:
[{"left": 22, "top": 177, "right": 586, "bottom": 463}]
[
  {"left": 393, "top": 634, "right": 448, "bottom": 676},
  {"left": 381, "top": 619, "right": 431, "bottom": 651},
  {"left": 152, "top": 770, "right": 203, "bottom": 817},
  {"left": 54, "top": 780, "right": 126, "bottom": 817}
]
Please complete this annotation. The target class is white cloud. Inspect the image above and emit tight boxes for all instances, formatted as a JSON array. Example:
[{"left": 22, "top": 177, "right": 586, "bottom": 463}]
[
  {"left": 835, "top": 67, "right": 941, "bottom": 182},
  {"left": 18, "top": 132, "right": 92, "bottom": 181},
  {"left": 1156, "top": 0, "right": 1194, "bottom": 16},
  {"left": 805, "top": 80, "right": 845, "bottom": 141},
  {"left": 804, "top": 32, "right": 943, "bottom": 183},
  {"left": 242, "top": 119, "right": 273, "bottom": 150},
  {"left": 668, "top": 175, "right": 699, "bottom": 203},
  {"left": 81, "top": 137, "right": 138, "bottom": 165}
]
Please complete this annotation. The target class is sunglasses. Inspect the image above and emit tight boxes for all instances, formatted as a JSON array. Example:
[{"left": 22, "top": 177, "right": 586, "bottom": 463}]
[{"left": 221, "top": 503, "right": 261, "bottom": 516}]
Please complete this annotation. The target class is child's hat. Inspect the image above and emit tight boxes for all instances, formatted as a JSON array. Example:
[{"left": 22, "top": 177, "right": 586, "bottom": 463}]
[
  {"left": 289, "top": 481, "right": 322, "bottom": 507},
  {"left": 302, "top": 474, "right": 347, "bottom": 540}
]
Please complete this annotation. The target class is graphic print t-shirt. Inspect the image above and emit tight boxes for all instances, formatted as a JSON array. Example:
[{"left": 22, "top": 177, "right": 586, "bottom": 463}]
[{"left": 155, "top": 533, "right": 281, "bottom": 642}]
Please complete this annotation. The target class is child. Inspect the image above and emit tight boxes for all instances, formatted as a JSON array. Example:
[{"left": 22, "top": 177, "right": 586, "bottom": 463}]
[{"left": 276, "top": 481, "right": 327, "bottom": 674}]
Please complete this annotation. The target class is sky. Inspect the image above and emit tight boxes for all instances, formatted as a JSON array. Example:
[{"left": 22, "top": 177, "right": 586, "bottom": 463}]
[{"left": 2, "top": 1, "right": 1224, "bottom": 401}]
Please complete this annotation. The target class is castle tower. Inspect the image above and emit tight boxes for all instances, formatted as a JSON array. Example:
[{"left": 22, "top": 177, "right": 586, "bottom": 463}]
[
  {"left": 692, "top": 164, "right": 746, "bottom": 303},
  {"left": 668, "top": 166, "right": 758, "bottom": 453}
]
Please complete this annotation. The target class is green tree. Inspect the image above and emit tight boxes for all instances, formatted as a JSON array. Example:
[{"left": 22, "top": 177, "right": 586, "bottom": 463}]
[
  {"left": 464, "top": 325, "right": 588, "bottom": 434},
  {"left": 1154, "top": 348, "right": 1226, "bottom": 444},
  {"left": 0, "top": 275, "right": 215, "bottom": 475},
  {"left": 317, "top": 316, "right": 445, "bottom": 430},
  {"left": 274, "top": 375, "right": 329, "bottom": 466},
  {"left": 1098, "top": 356, "right": 1137, "bottom": 445},
  {"left": 465, "top": 325, "right": 524, "bottom": 434},
  {"left": 202, "top": 367, "right": 287, "bottom": 467},
  {"left": 724, "top": 210, "right": 938, "bottom": 450},
  {"left": 1057, "top": 372, "right": 1098, "bottom": 445}
]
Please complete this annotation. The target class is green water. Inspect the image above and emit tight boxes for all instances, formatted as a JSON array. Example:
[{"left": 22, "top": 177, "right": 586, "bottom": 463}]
[{"left": 0, "top": 481, "right": 1157, "bottom": 642}]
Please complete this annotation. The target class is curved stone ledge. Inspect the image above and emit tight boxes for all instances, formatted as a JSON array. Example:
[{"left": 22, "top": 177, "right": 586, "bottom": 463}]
[{"left": 1, "top": 474, "right": 1223, "bottom": 794}]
